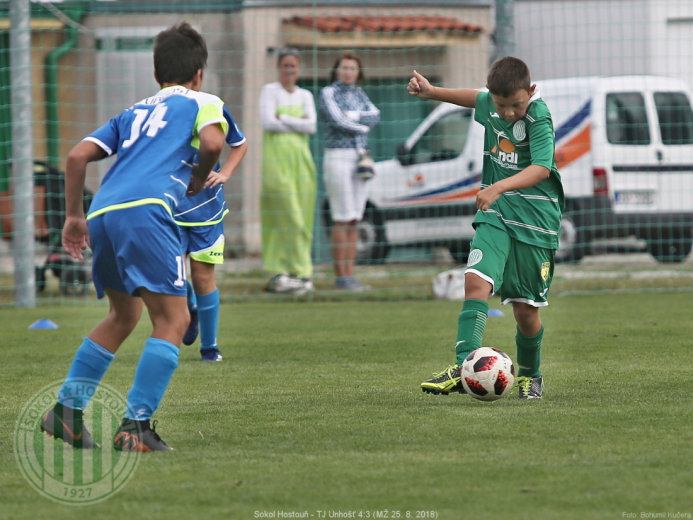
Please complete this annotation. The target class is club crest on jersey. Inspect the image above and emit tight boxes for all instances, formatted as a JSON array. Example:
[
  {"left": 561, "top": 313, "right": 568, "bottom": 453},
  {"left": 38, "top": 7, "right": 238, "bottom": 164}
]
[
  {"left": 467, "top": 249, "right": 483, "bottom": 267},
  {"left": 541, "top": 262, "right": 551, "bottom": 282},
  {"left": 513, "top": 120, "right": 526, "bottom": 140}
]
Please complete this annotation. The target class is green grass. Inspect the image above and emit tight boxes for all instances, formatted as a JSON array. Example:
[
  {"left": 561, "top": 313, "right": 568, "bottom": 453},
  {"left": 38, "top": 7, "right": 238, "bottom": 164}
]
[{"left": 1, "top": 294, "right": 693, "bottom": 519}]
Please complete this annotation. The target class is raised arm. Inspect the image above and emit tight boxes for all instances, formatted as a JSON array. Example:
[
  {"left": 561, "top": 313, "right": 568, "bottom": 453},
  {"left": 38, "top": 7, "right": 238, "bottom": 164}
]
[{"left": 407, "top": 70, "right": 479, "bottom": 108}]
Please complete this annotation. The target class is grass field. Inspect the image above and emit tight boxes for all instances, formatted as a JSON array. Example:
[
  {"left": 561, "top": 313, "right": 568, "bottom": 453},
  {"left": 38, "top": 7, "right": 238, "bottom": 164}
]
[{"left": 2, "top": 293, "right": 693, "bottom": 520}]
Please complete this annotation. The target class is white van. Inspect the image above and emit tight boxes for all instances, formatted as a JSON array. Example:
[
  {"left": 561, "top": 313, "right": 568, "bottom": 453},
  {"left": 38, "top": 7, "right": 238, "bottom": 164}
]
[{"left": 340, "top": 76, "right": 693, "bottom": 263}]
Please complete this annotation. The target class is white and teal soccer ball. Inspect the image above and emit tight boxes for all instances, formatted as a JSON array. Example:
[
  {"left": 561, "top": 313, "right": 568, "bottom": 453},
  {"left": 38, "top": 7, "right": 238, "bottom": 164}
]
[{"left": 461, "top": 347, "right": 515, "bottom": 401}]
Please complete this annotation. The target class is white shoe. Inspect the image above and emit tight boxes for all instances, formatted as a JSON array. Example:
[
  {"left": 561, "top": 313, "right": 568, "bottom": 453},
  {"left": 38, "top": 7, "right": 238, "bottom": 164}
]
[
  {"left": 265, "top": 273, "right": 289, "bottom": 293},
  {"left": 273, "top": 274, "right": 306, "bottom": 294},
  {"left": 294, "top": 278, "right": 314, "bottom": 296}
]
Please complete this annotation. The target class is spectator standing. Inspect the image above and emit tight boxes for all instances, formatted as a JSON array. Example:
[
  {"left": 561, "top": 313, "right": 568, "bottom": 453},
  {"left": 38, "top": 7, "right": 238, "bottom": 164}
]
[
  {"left": 259, "top": 47, "right": 317, "bottom": 295},
  {"left": 319, "top": 51, "right": 380, "bottom": 291}
]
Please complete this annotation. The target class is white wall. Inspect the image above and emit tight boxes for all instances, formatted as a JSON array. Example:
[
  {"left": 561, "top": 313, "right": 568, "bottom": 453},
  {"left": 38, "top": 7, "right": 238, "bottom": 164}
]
[
  {"left": 515, "top": 0, "right": 650, "bottom": 81},
  {"left": 647, "top": 0, "right": 693, "bottom": 90}
]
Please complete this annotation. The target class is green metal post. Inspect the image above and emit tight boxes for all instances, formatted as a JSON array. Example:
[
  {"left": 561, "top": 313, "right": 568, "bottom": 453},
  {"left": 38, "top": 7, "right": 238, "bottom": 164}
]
[{"left": 44, "top": 6, "right": 84, "bottom": 168}]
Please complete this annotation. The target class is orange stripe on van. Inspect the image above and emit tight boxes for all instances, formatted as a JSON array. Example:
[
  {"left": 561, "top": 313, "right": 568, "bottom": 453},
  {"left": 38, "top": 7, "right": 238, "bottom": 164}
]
[
  {"left": 555, "top": 125, "right": 591, "bottom": 169},
  {"left": 408, "top": 188, "right": 480, "bottom": 205}
]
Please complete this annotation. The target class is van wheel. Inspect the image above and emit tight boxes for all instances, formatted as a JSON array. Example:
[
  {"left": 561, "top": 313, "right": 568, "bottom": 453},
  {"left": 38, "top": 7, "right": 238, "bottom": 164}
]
[
  {"left": 322, "top": 201, "right": 390, "bottom": 264},
  {"left": 647, "top": 229, "right": 692, "bottom": 263},
  {"left": 555, "top": 214, "right": 586, "bottom": 264}
]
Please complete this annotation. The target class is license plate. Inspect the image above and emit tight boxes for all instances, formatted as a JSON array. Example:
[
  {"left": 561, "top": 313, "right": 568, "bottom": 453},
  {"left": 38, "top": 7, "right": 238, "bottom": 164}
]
[{"left": 614, "top": 190, "right": 654, "bottom": 204}]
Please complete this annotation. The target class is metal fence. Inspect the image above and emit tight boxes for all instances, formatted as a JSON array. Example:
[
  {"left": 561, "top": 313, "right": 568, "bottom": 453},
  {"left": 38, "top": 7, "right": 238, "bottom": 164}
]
[{"left": 1, "top": 0, "right": 692, "bottom": 306}]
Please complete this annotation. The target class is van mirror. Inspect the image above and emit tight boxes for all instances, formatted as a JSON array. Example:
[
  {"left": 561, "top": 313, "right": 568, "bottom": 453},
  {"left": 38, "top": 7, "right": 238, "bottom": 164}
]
[{"left": 396, "top": 143, "right": 411, "bottom": 166}]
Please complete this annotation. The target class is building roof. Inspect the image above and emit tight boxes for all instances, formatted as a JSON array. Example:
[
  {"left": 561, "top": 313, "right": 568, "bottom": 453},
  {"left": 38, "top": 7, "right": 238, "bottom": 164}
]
[{"left": 287, "top": 15, "right": 484, "bottom": 34}]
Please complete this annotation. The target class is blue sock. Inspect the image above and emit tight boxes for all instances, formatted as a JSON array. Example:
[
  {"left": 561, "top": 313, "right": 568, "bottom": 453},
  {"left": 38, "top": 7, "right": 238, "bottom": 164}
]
[
  {"left": 58, "top": 337, "right": 115, "bottom": 410},
  {"left": 186, "top": 280, "right": 198, "bottom": 313},
  {"left": 125, "top": 338, "right": 179, "bottom": 420},
  {"left": 197, "top": 289, "right": 219, "bottom": 350}
]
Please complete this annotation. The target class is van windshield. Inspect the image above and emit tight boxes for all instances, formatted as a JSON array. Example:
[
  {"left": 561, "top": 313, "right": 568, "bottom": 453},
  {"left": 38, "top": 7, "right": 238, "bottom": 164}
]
[
  {"left": 410, "top": 110, "right": 472, "bottom": 164},
  {"left": 654, "top": 92, "right": 693, "bottom": 145},
  {"left": 606, "top": 93, "right": 650, "bottom": 145}
]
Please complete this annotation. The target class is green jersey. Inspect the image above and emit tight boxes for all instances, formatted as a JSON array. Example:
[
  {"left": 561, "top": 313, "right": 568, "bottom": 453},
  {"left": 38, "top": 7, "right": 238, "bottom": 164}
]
[{"left": 473, "top": 90, "right": 564, "bottom": 250}]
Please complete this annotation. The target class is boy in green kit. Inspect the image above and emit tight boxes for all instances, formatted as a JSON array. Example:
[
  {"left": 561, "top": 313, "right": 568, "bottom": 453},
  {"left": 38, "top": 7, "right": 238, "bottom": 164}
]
[{"left": 408, "top": 57, "right": 564, "bottom": 399}]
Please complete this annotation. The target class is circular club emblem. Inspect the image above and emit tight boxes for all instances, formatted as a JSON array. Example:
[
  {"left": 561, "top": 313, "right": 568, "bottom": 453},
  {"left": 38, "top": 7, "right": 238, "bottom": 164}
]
[
  {"left": 14, "top": 380, "right": 140, "bottom": 505},
  {"left": 467, "top": 249, "right": 484, "bottom": 267},
  {"left": 513, "top": 120, "right": 526, "bottom": 141}
]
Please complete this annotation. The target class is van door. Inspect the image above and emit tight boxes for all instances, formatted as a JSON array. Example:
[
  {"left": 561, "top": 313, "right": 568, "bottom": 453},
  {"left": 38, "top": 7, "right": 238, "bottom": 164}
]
[
  {"left": 603, "top": 91, "right": 661, "bottom": 212},
  {"left": 651, "top": 91, "right": 693, "bottom": 213},
  {"left": 599, "top": 80, "right": 693, "bottom": 261},
  {"left": 384, "top": 107, "right": 479, "bottom": 245}
]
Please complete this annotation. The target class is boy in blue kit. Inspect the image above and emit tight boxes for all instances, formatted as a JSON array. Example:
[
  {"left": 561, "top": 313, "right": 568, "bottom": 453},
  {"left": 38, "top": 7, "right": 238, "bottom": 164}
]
[
  {"left": 176, "top": 107, "right": 247, "bottom": 362},
  {"left": 409, "top": 57, "right": 564, "bottom": 400},
  {"left": 40, "top": 23, "right": 228, "bottom": 451}
]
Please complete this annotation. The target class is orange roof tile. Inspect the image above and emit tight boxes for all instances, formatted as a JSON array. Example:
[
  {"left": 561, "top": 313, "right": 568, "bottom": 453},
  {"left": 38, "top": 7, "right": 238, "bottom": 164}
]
[{"left": 287, "top": 16, "right": 484, "bottom": 34}]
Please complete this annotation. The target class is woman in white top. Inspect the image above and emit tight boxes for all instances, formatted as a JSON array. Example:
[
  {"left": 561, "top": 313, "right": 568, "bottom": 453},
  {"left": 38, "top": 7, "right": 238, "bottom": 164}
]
[{"left": 258, "top": 47, "right": 317, "bottom": 295}]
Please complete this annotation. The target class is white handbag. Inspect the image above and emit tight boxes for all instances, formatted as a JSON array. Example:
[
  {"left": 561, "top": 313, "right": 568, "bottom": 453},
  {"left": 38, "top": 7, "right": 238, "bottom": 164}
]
[
  {"left": 356, "top": 149, "right": 375, "bottom": 180},
  {"left": 432, "top": 268, "right": 466, "bottom": 300}
]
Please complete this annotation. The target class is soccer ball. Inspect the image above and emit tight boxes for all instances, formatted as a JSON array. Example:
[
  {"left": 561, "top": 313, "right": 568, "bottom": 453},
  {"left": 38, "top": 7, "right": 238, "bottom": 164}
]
[{"left": 461, "top": 347, "right": 515, "bottom": 401}]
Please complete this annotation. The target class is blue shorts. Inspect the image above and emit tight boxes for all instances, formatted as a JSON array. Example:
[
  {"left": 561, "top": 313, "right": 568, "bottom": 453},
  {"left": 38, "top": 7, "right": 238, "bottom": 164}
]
[
  {"left": 178, "top": 221, "right": 225, "bottom": 265},
  {"left": 88, "top": 204, "right": 187, "bottom": 299}
]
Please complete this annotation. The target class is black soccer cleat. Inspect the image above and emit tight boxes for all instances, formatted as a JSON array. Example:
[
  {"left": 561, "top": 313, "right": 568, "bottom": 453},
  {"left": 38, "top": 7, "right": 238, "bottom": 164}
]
[
  {"left": 421, "top": 364, "right": 466, "bottom": 395},
  {"left": 113, "top": 418, "right": 173, "bottom": 452},
  {"left": 200, "top": 348, "right": 223, "bottom": 362},
  {"left": 182, "top": 308, "right": 199, "bottom": 346},
  {"left": 41, "top": 403, "right": 99, "bottom": 449},
  {"left": 517, "top": 376, "right": 543, "bottom": 399}
]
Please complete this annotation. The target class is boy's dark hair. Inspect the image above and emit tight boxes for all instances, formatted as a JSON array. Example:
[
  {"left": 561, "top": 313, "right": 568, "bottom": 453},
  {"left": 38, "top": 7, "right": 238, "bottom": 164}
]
[
  {"left": 153, "top": 22, "right": 208, "bottom": 86},
  {"left": 486, "top": 56, "right": 531, "bottom": 98},
  {"left": 329, "top": 50, "right": 365, "bottom": 85}
]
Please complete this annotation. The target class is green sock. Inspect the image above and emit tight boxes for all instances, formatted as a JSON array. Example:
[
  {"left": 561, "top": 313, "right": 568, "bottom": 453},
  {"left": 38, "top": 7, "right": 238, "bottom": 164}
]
[
  {"left": 516, "top": 326, "right": 544, "bottom": 378},
  {"left": 455, "top": 299, "right": 489, "bottom": 365}
]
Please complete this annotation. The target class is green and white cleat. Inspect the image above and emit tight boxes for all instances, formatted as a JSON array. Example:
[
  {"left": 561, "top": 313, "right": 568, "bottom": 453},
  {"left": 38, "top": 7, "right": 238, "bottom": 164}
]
[{"left": 517, "top": 376, "right": 543, "bottom": 399}]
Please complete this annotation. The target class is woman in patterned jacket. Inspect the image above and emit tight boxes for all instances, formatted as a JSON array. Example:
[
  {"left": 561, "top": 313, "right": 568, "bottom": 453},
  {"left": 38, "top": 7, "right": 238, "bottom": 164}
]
[{"left": 319, "top": 50, "right": 380, "bottom": 291}]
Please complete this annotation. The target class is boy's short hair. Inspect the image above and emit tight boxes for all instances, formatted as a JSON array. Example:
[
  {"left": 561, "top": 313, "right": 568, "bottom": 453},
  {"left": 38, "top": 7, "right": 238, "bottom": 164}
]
[
  {"left": 486, "top": 56, "right": 531, "bottom": 98},
  {"left": 153, "top": 22, "right": 208, "bottom": 86}
]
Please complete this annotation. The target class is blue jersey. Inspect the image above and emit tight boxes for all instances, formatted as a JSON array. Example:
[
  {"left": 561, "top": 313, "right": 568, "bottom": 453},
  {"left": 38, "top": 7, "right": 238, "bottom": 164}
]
[
  {"left": 174, "top": 105, "right": 245, "bottom": 227},
  {"left": 85, "top": 86, "right": 228, "bottom": 220}
]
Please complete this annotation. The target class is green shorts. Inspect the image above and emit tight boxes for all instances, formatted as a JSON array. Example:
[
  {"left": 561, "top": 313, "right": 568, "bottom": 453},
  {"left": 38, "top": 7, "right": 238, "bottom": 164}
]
[{"left": 466, "top": 223, "right": 555, "bottom": 307}]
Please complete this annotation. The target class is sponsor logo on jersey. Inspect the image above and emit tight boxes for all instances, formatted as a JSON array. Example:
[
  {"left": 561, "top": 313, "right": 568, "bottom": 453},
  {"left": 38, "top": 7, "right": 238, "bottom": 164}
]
[{"left": 491, "top": 137, "right": 518, "bottom": 165}]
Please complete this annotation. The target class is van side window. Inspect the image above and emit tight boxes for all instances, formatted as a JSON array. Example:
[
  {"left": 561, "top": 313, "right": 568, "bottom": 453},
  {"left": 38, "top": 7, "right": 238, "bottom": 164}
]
[
  {"left": 409, "top": 110, "right": 472, "bottom": 164},
  {"left": 606, "top": 93, "right": 650, "bottom": 145},
  {"left": 654, "top": 92, "right": 693, "bottom": 145}
]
